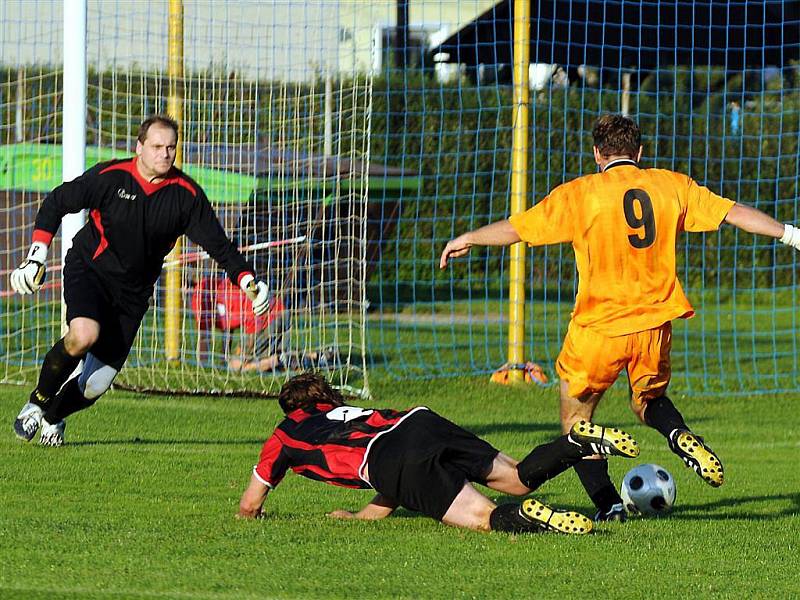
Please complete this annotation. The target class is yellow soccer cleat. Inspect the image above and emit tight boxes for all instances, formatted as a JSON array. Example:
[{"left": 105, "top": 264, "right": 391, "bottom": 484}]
[
  {"left": 521, "top": 498, "right": 593, "bottom": 534},
  {"left": 669, "top": 429, "right": 724, "bottom": 487},
  {"left": 568, "top": 420, "right": 640, "bottom": 458}
]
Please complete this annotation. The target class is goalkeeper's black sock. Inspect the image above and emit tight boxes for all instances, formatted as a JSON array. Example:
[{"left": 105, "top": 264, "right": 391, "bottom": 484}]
[
  {"left": 643, "top": 395, "right": 689, "bottom": 439},
  {"left": 31, "top": 338, "right": 82, "bottom": 407},
  {"left": 489, "top": 503, "right": 541, "bottom": 534},
  {"left": 574, "top": 458, "right": 623, "bottom": 513},
  {"left": 44, "top": 378, "right": 97, "bottom": 423},
  {"left": 517, "top": 434, "right": 587, "bottom": 490}
]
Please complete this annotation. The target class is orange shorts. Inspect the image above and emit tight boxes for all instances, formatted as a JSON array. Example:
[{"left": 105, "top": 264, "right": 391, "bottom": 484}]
[{"left": 556, "top": 321, "right": 672, "bottom": 410}]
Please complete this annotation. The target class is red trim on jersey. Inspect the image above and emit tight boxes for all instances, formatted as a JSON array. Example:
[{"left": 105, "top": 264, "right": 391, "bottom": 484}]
[
  {"left": 346, "top": 430, "right": 374, "bottom": 440},
  {"left": 173, "top": 177, "right": 197, "bottom": 197},
  {"left": 100, "top": 158, "right": 197, "bottom": 197},
  {"left": 273, "top": 428, "right": 319, "bottom": 451},
  {"left": 251, "top": 468, "right": 274, "bottom": 489},
  {"left": 32, "top": 229, "right": 54, "bottom": 245},
  {"left": 293, "top": 464, "right": 365, "bottom": 489},
  {"left": 255, "top": 435, "right": 286, "bottom": 488},
  {"left": 90, "top": 209, "right": 109, "bottom": 259},
  {"left": 286, "top": 404, "right": 338, "bottom": 423},
  {"left": 236, "top": 271, "right": 254, "bottom": 287}
]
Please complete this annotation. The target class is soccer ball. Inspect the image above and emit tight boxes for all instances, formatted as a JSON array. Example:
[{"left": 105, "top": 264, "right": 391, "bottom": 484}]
[{"left": 620, "top": 463, "right": 677, "bottom": 516}]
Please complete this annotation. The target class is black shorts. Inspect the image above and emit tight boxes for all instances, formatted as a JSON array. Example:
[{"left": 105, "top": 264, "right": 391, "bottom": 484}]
[
  {"left": 367, "top": 410, "right": 500, "bottom": 521},
  {"left": 63, "top": 258, "right": 147, "bottom": 370}
]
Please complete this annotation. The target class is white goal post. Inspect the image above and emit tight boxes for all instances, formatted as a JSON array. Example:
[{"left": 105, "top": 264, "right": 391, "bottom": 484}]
[{"left": 0, "top": 1, "right": 374, "bottom": 397}]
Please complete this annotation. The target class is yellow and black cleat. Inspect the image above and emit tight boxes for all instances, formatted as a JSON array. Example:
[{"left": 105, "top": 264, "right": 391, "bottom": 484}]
[
  {"left": 521, "top": 498, "right": 593, "bottom": 535},
  {"left": 669, "top": 429, "right": 724, "bottom": 487},
  {"left": 568, "top": 420, "right": 640, "bottom": 458}
]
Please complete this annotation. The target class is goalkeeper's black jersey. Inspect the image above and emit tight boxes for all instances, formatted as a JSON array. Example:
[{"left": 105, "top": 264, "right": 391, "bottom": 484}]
[{"left": 32, "top": 158, "right": 253, "bottom": 307}]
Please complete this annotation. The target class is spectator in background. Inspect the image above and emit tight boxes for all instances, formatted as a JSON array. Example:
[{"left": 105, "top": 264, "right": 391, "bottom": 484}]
[{"left": 192, "top": 276, "right": 337, "bottom": 372}]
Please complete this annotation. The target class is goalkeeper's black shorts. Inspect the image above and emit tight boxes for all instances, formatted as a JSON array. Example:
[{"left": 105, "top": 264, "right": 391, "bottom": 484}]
[
  {"left": 367, "top": 410, "right": 499, "bottom": 521},
  {"left": 63, "top": 257, "right": 148, "bottom": 370}
]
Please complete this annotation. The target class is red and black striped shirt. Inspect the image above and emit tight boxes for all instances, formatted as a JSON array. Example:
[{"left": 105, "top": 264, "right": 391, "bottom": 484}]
[{"left": 253, "top": 403, "right": 428, "bottom": 490}]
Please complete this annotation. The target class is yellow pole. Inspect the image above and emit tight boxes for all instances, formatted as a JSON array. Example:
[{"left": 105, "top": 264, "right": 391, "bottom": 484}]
[
  {"left": 506, "top": 0, "right": 530, "bottom": 383},
  {"left": 165, "top": 0, "right": 184, "bottom": 363}
]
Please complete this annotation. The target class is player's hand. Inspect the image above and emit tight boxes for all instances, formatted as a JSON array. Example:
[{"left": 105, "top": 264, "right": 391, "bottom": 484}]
[
  {"left": 439, "top": 235, "right": 473, "bottom": 269},
  {"left": 10, "top": 242, "right": 48, "bottom": 295},
  {"left": 240, "top": 274, "right": 271, "bottom": 316},
  {"left": 236, "top": 508, "right": 264, "bottom": 520},
  {"left": 780, "top": 224, "right": 800, "bottom": 251}
]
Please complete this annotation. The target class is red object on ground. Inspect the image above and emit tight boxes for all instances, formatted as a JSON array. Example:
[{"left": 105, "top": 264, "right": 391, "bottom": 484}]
[{"left": 192, "top": 276, "right": 284, "bottom": 334}]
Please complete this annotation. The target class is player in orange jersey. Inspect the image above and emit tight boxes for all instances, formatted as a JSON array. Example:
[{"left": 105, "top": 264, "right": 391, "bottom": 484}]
[{"left": 440, "top": 113, "right": 800, "bottom": 521}]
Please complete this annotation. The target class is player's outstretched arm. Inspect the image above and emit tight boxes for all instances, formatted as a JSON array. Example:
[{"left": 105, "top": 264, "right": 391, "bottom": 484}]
[
  {"left": 724, "top": 203, "right": 798, "bottom": 249},
  {"left": 237, "top": 474, "right": 271, "bottom": 519},
  {"left": 328, "top": 493, "right": 399, "bottom": 521},
  {"left": 11, "top": 166, "right": 106, "bottom": 296},
  {"left": 439, "top": 219, "right": 521, "bottom": 269}
]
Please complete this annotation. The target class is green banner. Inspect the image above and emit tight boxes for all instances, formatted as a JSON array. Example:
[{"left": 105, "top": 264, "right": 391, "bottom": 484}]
[
  {"left": 0, "top": 143, "right": 416, "bottom": 204},
  {"left": 0, "top": 143, "right": 257, "bottom": 205}
]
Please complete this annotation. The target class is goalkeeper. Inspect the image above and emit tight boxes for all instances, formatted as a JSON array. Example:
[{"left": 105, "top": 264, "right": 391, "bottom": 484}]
[
  {"left": 238, "top": 372, "right": 640, "bottom": 535},
  {"left": 440, "top": 113, "right": 800, "bottom": 522},
  {"left": 10, "top": 115, "right": 270, "bottom": 446}
]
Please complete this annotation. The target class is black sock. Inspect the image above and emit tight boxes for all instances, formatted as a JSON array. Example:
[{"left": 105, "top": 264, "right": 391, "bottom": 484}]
[
  {"left": 32, "top": 338, "right": 83, "bottom": 406},
  {"left": 643, "top": 395, "right": 689, "bottom": 439},
  {"left": 517, "top": 434, "right": 587, "bottom": 490},
  {"left": 489, "top": 503, "right": 541, "bottom": 534},
  {"left": 43, "top": 378, "right": 97, "bottom": 423},
  {"left": 574, "top": 459, "right": 622, "bottom": 513}
]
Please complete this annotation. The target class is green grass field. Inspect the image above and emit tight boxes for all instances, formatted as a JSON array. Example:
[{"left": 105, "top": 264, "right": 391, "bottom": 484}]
[{"left": 1, "top": 376, "right": 798, "bottom": 599}]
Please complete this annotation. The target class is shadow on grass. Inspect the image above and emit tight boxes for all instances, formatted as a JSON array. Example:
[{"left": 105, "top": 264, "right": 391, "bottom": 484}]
[
  {"left": 489, "top": 493, "right": 589, "bottom": 514},
  {"left": 67, "top": 437, "right": 264, "bottom": 447},
  {"left": 671, "top": 492, "right": 800, "bottom": 520},
  {"left": 466, "top": 422, "right": 561, "bottom": 436},
  {"left": 465, "top": 416, "right": 713, "bottom": 439}
]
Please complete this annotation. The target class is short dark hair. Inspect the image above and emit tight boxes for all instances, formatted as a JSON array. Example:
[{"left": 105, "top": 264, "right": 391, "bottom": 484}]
[
  {"left": 278, "top": 372, "right": 344, "bottom": 414},
  {"left": 592, "top": 114, "right": 641, "bottom": 159},
  {"left": 137, "top": 115, "right": 179, "bottom": 143}
]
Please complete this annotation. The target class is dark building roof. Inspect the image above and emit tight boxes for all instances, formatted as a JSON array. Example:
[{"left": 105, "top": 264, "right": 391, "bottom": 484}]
[{"left": 431, "top": 0, "right": 800, "bottom": 71}]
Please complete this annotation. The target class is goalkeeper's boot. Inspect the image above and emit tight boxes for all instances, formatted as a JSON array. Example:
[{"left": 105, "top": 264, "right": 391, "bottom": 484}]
[
  {"left": 520, "top": 498, "right": 593, "bottom": 534},
  {"left": 668, "top": 429, "right": 724, "bottom": 487},
  {"left": 39, "top": 418, "right": 66, "bottom": 447},
  {"left": 568, "top": 420, "right": 640, "bottom": 458},
  {"left": 594, "top": 503, "right": 627, "bottom": 523},
  {"left": 13, "top": 401, "right": 44, "bottom": 442}
]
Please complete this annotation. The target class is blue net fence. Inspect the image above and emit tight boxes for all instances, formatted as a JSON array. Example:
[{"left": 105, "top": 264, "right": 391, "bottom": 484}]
[
  {"left": 0, "top": 1, "right": 798, "bottom": 396},
  {"left": 365, "top": 0, "right": 800, "bottom": 395}
]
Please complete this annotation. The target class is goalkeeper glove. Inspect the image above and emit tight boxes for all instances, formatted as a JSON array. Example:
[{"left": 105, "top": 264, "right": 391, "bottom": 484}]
[
  {"left": 780, "top": 224, "right": 800, "bottom": 251},
  {"left": 10, "top": 242, "right": 48, "bottom": 295},
  {"left": 239, "top": 274, "right": 270, "bottom": 316}
]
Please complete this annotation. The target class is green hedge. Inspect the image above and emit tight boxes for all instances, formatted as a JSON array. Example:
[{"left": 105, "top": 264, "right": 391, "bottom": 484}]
[
  {"left": 369, "top": 68, "right": 799, "bottom": 294},
  {"left": 2, "top": 65, "right": 797, "bottom": 294}
]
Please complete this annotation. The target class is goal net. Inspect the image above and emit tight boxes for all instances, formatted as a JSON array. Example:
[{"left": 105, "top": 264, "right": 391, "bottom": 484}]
[
  {"left": 0, "top": 1, "right": 373, "bottom": 396},
  {"left": 2, "top": 1, "right": 798, "bottom": 397}
]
